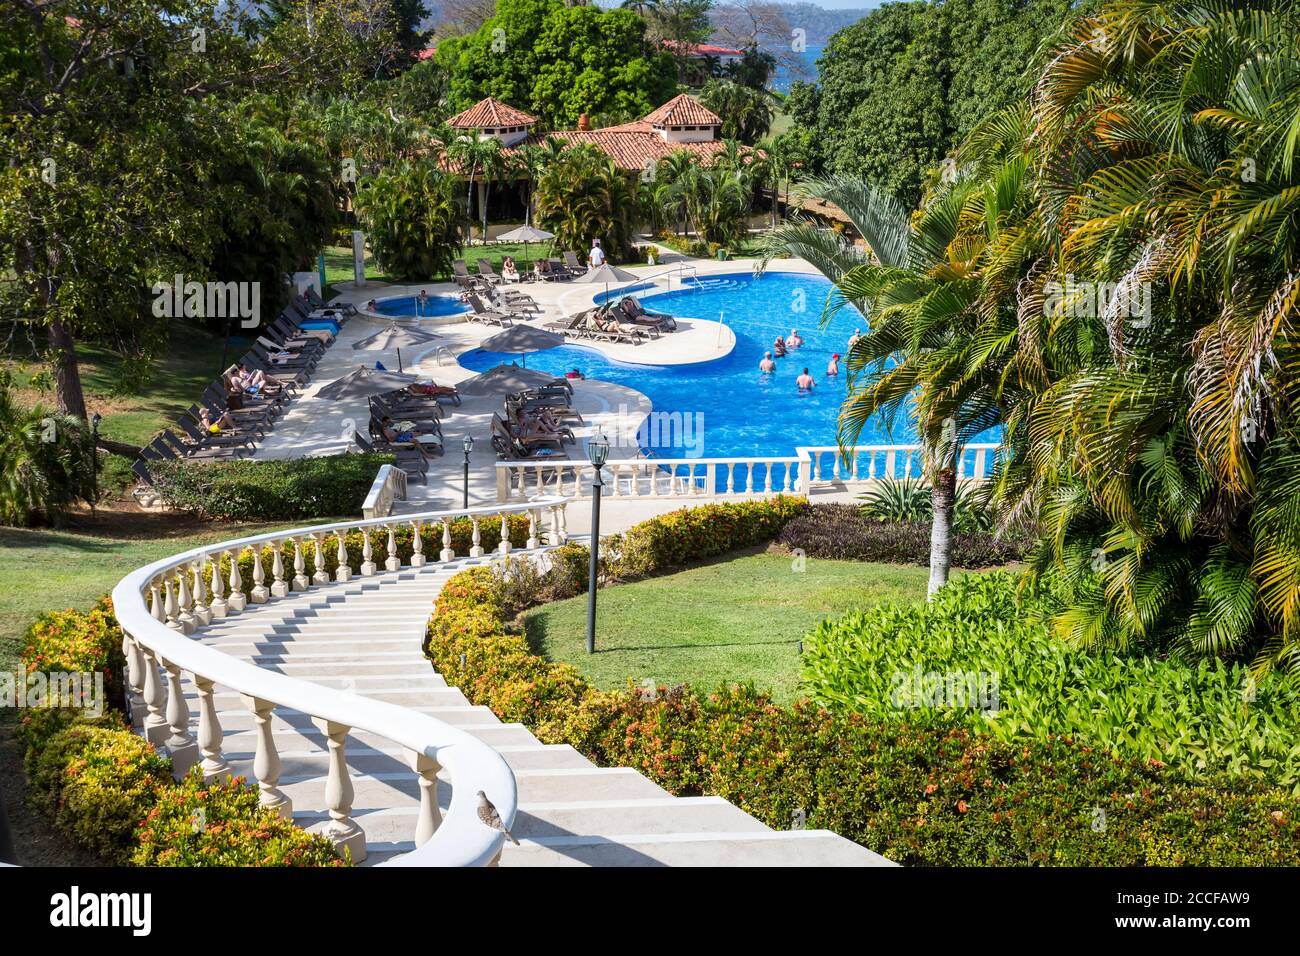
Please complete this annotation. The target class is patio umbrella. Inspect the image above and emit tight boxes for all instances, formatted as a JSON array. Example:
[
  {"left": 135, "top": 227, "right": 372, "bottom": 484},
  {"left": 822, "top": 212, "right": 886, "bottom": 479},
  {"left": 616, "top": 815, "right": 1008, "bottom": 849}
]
[
  {"left": 314, "top": 365, "right": 419, "bottom": 401},
  {"left": 350, "top": 323, "right": 441, "bottom": 373},
  {"left": 477, "top": 324, "right": 564, "bottom": 368},
  {"left": 457, "top": 363, "right": 562, "bottom": 398},
  {"left": 577, "top": 263, "right": 640, "bottom": 301},
  {"left": 494, "top": 224, "right": 555, "bottom": 272}
]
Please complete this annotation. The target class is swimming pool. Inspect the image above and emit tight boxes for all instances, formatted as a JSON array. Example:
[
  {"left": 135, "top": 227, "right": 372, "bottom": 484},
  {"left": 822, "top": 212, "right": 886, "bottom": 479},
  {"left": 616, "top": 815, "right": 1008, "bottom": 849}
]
[
  {"left": 459, "top": 270, "right": 997, "bottom": 460},
  {"left": 374, "top": 294, "right": 469, "bottom": 319}
]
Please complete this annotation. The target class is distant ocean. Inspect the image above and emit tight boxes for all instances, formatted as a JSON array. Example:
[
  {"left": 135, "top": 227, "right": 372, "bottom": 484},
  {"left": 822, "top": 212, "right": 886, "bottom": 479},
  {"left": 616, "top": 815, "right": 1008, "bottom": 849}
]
[{"left": 770, "top": 42, "right": 823, "bottom": 93}]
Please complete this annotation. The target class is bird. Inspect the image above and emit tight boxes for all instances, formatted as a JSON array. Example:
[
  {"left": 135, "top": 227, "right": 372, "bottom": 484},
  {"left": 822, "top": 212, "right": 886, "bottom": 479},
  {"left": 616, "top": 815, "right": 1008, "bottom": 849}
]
[{"left": 476, "top": 790, "right": 519, "bottom": 845}]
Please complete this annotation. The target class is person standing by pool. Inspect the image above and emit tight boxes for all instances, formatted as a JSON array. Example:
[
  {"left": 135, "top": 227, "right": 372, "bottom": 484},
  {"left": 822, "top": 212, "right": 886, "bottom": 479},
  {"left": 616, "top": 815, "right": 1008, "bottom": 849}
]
[
  {"left": 788, "top": 328, "right": 804, "bottom": 348},
  {"left": 759, "top": 352, "right": 776, "bottom": 373},
  {"left": 827, "top": 352, "right": 840, "bottom": 376},
  {"left": 589, "top": 239, "right": 606, "bottom": 267},
  {"left": 417, "top": 289, "right": 430, "bottom": 314},
  {"left": 773, "top": 336, "right": 787, "bottom": 357},
  {"left": 797, "top": 368, "right": 815, "bottom": 391},
  {"left": 848, "top": 328, "right": 862, "bottom": 352}
]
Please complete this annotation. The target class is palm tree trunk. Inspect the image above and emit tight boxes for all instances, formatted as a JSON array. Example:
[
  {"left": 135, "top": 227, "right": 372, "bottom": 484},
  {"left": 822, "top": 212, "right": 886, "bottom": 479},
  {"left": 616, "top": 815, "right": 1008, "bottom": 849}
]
[
  {"left": 927, "top": 436, "right": 958, "bottom": 598},
  {"left": 478, "top": 180, "right": 489, "bottom": 241}
]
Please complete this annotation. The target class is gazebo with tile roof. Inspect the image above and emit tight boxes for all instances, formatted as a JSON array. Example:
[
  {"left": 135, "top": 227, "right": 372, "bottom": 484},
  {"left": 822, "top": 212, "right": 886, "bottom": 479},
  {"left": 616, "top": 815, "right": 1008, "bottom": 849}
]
[{"left": 447, "top": 96, "right": 537, "bottom": 147}]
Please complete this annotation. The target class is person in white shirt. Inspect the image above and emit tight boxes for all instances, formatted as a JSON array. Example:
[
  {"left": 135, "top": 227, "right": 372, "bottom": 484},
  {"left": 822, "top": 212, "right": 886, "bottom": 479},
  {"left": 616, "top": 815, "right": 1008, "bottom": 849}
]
[{"left": 589, "top": 240, "right": 606, "bottom": 267}]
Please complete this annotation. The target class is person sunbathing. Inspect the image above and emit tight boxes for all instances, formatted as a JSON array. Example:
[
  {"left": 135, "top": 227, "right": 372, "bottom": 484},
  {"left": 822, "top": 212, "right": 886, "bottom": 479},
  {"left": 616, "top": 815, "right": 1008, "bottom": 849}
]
[
  {"left": 379, "top": 416, "right": 437, "bottom": 444},
  {"left": 513, "top": 407, "right": 565, "bottom": 441},
  {"left": 759, "top": 351, "right": 776, "bottom": 373},
  {"left": 199, "top": 407, "right": 235, "bottom": 434},
  {"left": 411, "top": 381, "right": 458, "bottom": 398}
]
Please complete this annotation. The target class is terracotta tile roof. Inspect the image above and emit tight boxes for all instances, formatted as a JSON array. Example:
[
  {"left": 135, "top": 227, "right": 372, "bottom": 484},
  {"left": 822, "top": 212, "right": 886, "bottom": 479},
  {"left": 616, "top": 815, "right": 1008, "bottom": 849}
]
[
  {"left": 520, "top": 124, "right": 729, "bottom": 171},
  {"left": 641, "top": 94, "right": 722, "bottom": 128},
  {"left": 661, "top": 40, "right": 745, "bottom": 57},
  {"left": 448, "top": 97, "right": 537, "bottom": 129}
]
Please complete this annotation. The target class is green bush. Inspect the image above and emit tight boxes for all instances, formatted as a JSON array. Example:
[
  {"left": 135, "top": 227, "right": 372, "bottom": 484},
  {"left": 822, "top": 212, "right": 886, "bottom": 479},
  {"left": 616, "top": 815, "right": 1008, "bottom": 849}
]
[
  {"left": 800, "top": 572, "right": 1300, "bottom": 793},
  {"left": 20, "top": 596, "right": 125, "bottom": 708},
  {"left": 26, "top": 723, "right": 173, "bottom": 863},
  {"left": 133, "top": 770, "right": 348, "bottom": 867},
  {"left": 148, "top": 454, "right": 393, "bottom": 521},
  {"left": 421, "top": 499, "right": 1300, "bottom": 865}
]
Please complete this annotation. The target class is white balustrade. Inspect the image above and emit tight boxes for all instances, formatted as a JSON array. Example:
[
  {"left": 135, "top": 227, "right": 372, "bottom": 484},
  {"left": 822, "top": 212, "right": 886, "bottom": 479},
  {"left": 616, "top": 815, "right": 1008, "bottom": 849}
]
[
  {"left": 494, "top": 444, "right": 1003, "bottom": 502},
  {"left": 111, "top": 497, "right": 568, "bottom": 867}
]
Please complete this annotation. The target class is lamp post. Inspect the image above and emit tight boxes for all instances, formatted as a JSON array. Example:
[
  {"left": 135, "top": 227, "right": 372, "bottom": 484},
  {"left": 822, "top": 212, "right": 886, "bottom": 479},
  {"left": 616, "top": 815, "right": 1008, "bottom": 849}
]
[
  {"left": 462, "top": 434, "right": 474, "bottom": 510},
  {"left": 585, "top": 435, "right": 609, "bottom": 655},
  {"left": 90, "top": 412, "right": 102, "bottom": 511}
]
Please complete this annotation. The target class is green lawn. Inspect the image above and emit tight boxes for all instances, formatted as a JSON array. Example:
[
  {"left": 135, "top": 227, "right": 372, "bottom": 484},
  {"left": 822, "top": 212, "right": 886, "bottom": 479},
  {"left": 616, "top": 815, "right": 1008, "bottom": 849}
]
[
  {"left": 522, "top": 548, "right": 936, "bottom": 704},
  {"left": 322, "top": 240, "right": 568, "bottom": 295}
]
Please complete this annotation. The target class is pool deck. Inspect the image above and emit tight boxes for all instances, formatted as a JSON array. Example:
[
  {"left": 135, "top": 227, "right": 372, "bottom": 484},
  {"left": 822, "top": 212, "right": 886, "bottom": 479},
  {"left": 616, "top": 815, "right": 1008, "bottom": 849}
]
[{"left": 259, "top": 252, "right": 834, "bottom": 521}]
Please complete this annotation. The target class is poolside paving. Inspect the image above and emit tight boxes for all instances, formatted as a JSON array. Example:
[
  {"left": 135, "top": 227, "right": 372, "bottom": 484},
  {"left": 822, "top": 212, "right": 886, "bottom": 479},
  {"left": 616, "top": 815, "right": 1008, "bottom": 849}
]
[{"left": 261, "top": 250, "right": 832, "bottom": 521}]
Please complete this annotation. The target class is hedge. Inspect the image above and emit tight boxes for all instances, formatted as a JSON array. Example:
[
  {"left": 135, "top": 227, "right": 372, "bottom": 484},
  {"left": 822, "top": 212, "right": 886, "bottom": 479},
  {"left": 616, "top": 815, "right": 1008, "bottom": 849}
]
[
  {"left": 422, "top": 505, "right": 1300, "bottom": 866},
  {"left": 777, "top": 504, "right": 1029, "bottom": 568},
  {"left": 800, "top": 571, "right": 1300, "bottom": 793},
  {"left": 18, "top": 604, "right": 347, "bottom": 867},
  {"left": 148, "top": 454, "right": 393, "bottom": 521}
]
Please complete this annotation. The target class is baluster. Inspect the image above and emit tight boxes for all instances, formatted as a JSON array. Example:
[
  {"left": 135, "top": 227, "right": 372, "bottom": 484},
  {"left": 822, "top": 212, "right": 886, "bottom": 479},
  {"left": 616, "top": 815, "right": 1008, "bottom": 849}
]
[
  {"left": 557, "top": 505, "right": 568, "bottom": 542},
  {"left": 312, "top": 533, "right": 330, "bottom": 584},
  {"left": 335, "top": 531, "right": 353, "bottom": 582},
  {"left": 194, "top": 675, "right": 230, "bottom": 782},
  {"left": 535, "top": 468, "right": 544, "bottom": 496},
  {"left": 812, "top": 452, "right": 822, "bottom": 482},
  {"left": 209, "top": 552, "right": 228, "bottom": 620},
  {"left": 886, "top": 450, "right": 897, "bottom": 480},
  {"left": 270, "top": 541, "right": 289, "bottom": 597},
  {"left": 498, "top": 513, "right": 512, "bottom": 555},
  {"left": 547, "top": 506, "right": 561, "bottom": 546},
  {"left": 527, "top": 509, "right": 539, "bottom": 549},
  {"left": 162, "top": 659, "right": 199, "bottom": 776},
  {"left": 440, "top": 518, "right": 454, "bottom": 562},
  {"left": 292, "top": 537, "right": 309, "bottom": 590},
  {"left": 470, "top": 516, "right": 484, "bottom": 557},
  {"left": 360, "top": 528, "right": 376, "bottom": 576},
  {"left": 726, "top": 463, "right": 737, "bottom": 495},
  {"left": 385, "top": 525, "right": 400, "bottom": 571},
  {"left": 149, "top": 577, "right": 165, "bottom": 623},
  {"left": 226, "top": 549, "right": 247, "bottom": 612},
  {"left": 763, "top": 463, "right": 773, "bottom": 494},
  {"left": 974, "top": 447, "right": 987, "bottom": 480},
  {"left": 191, "top": 559, "right": 211, "bottom": 627},
  {"left": 125, "top": 632, "right": 146, "bottom": 729},
  {"left": 141, "top": 646, "right": 170, "bottom": 746},
  {"left": 250, "top": 546, "right": 269, "bottom": 603},
  {"left": 241, "top": 695, "right": 291, "bottom": 818},
  {"left": 412, "top": 521, "right": 428, "bottom": 567},
  {"left": 745, "top": 462, "right": 754, "bottom": 494},
  {"left": 408, "top": 750, "right": 442, "bottom": 846},
  {"left": 310, "top": 719, "right": 366, "bottom": 862},
  {"left": 868, "top": 452, "right": 878, "bottom": 480},
  {"left": 174, "top": 567, "right": 195, "bottom": 633},
  {"left": 784, "top": 462, "right": 795, "bottom": 493}
]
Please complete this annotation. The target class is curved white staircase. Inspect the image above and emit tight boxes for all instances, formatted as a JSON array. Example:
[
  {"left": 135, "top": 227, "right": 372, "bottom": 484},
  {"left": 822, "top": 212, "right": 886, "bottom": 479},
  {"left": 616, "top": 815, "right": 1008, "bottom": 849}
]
[{"left": 177, "top": 553, "right": 889, "bottom": 867}]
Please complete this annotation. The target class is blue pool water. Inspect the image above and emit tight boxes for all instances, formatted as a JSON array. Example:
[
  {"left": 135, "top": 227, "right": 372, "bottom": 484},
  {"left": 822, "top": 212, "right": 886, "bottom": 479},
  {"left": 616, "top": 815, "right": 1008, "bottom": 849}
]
[
  {"left": 459, "top": 271, "right": 1000, "bottom": 463},
  {"left": 375, "top": 294, "right": 469, "bottom": 318}
]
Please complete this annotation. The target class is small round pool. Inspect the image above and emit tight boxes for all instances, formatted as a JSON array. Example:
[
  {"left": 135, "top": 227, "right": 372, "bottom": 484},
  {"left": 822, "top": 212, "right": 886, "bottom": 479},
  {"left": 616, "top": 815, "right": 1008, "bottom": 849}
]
[
  {"left": 460, "top": 270, "right": 999, "bottom": 462},
  {"left": 373, "top": 293, "right": 469, "bottom": 319}
]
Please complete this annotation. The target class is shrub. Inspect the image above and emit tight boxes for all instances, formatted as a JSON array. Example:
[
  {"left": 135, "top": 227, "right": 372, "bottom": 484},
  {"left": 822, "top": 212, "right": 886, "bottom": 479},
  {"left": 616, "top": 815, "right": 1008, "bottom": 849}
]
[
  {"left": 777, "top": 504, "right": 1027, "bottom": 568},
  {"left": 21, "top": 596, "right": 125, "bottom": 708},
  {"left": 800, "top": 572, "right": 1300, "bottom": 793},
  {"left": 26, "top": 724, "right": 172, "bottom": 863},
  {"left": 0, "top": 374, "right": 99, "bottom": 526},
  {"left": 148, "top": 454, "right": 393, "bottom": 521},
  {"left": 133, "top": 771, "right": 348, "bottom": 867},
  {"left": 426, "top": 562, "right": 1300, "bottom": 865},
  {"left": 859, "top": 479, "right": 994, "bottom": 533}
]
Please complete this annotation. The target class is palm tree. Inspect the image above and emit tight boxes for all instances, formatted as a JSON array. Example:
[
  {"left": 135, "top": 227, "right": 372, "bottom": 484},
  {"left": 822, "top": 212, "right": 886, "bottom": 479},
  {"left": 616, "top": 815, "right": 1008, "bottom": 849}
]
[
  {"left": 699, "top": 79, "right": 774, "bottom": 145},
  {"left": 536, "top": 146, "right": 640, "bottom": 261},
  {"left": 0, "top": 374, "right": 97, "bottom": 527},
  {"left": 354, "top": 160, "right": 463, "bottom": 280},
  {"left": 447, "top": 135, "right": 505, "bottom": 242},
  {"left": 513, "top": 137, "right": 568, "bottom": 226}
]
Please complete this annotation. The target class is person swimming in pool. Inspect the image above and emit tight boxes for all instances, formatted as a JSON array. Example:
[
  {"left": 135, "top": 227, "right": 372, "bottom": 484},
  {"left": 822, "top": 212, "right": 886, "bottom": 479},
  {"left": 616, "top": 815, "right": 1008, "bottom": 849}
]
[
  {"left": 773, "top": 336, "right": 787, "bottom": 358},
  {"left": 788, "top": 328, "right": 804, "bottom": 348},
  {"left": 797, "top": 368, "right": 815, "bottom": 390},
  {"left": 416, "top": 289, "right": 430, "bottom": 313},
  {"left": 759, "top": 352, "right": 776, "bottom": 373},
  {"left": 827, "top": 352, "right": 840, "bottom": 376},
  {"left": 365, "top": 299, "right": 378, "bottom": 311},
  {"left": 848, "top": 328, "right": 862, "bottom": 351}
]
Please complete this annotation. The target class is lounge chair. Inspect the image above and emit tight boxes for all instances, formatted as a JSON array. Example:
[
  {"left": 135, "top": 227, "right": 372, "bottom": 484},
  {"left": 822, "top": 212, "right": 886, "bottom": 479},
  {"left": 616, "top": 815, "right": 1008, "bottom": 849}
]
[
  {"left": 452, "top": 260, "right": 487, "bottom": 292},
  {"left": 355, "top": 430, "right": 431, "bottom": 483},
  {"left": 475, "top": 259, "right": 504, "bottom": 286},
  {"left": 465, "top": 294, "right": 514, "bottom": 326},
  {"left": 562, "top": 251, "right": 587, "bottom": 277},
  {"left": 619, "top": 296, "right": 676, "bottom": 332}
]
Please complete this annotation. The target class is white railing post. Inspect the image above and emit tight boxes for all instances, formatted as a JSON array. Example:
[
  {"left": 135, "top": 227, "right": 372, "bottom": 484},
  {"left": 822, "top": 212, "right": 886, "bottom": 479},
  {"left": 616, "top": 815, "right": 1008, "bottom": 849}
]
[
  {"left": 162, "top": 658, "right": 199, "bottom": 777},
  {"left": 411, "top": 521, "right": 427, "bottom": 567},
  {"left": 194, "top": 674, "right": 230, "bottom": 782},
  {"left": 191, "top": 559, "right": 211, "bottom": 627},
  {"left": 312, "top": 533, "right": 331, "bottom": 585},
  {"left": 310, "top": 718, "right": 367, "bottom": 862},
  {"left": 440, "top": 518, "right": 454, "bottom": 562},
  {"left": 141, "top": 645, "right": 170, "bottom": 746},
  {"left": 335, "top": 532, "right": 352, "bottom": 582},
  {"left": 470, "top": 516, "right": 484, "bottom": 556},
  {"left": 385, "top": 525, "right": 400, "bottom": 571},
  {"left": 361, "top": 529, "right": 377, "bottom": 576},
  {"left": 250, "top": 546, "right": 269, "bottom": 603},
  {"left": 209, "top": 553, "right": 227, "bottom": 620},
  {"left": 270, "top": 541, "right": 289, "bottom": 598},
  {"left": 292, "top": 537, "right": 310, "bottom": 590},
  {"left": 408, "top": 750, "right": 442, "bottom": 847},
  {"left": 242, "top": 695, "right": 292, "bottom": 818}
]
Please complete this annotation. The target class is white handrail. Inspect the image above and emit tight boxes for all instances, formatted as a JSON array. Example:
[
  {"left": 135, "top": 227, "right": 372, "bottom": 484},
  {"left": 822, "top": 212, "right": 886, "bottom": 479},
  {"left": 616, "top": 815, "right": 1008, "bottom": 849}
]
[
  {"left": 495, "top": 444, "right": 1003, "bottom": 501},
  {"left": 111, "top": 496, "right": 569, "bottom": 867}
]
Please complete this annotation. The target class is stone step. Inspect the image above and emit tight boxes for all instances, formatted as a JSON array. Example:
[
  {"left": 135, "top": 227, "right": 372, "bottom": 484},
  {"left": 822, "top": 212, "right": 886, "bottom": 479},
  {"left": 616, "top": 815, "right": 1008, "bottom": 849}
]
[
  {"left": 219, "top": 721, "right": 542, "bottom": 753},
  {"left": 214, "top": 704, "right": 500, "bottom": 733},
  {"left": 235, "top": 661, "right": 441, "bottom": 679},
  {"left": 201, "top": 686, "right": 469, "bottom": 709},
  {"left": 498, "top": 830, "right": 895, "bottom": 867},
  {"left": 221, "top": 741, "right": 591, "bottom": 781}
]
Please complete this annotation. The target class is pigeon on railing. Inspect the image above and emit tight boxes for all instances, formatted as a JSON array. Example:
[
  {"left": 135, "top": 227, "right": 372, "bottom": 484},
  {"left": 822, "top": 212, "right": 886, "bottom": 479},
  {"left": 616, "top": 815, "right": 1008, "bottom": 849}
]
[{"left": 477, "top": 791, "right": 520, "bottom": 845}]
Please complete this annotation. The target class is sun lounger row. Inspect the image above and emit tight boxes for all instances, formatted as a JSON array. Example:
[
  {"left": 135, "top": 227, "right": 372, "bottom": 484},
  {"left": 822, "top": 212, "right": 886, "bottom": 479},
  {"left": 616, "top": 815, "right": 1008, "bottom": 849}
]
[{"left": 491, "top": 379, "right": 584, "bottom": 460}]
